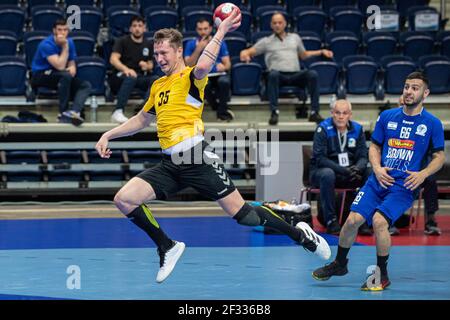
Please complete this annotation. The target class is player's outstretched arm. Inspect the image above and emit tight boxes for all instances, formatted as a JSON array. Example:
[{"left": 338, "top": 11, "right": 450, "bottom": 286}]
[
  {"left": 193, "top": 8, "right": 241, "bottom": 80},
  {"left": 95, "top": 110, "right": 155, "bottom": 159}
]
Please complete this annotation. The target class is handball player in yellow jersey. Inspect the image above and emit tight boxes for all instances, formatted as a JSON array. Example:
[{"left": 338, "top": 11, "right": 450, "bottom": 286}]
[{"left": 96, "top": 9, "right": 330, "bottom": 283}]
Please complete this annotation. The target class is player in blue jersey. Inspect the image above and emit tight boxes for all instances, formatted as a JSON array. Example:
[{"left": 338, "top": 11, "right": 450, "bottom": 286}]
[{"left": 311, "top": 72, "right": 446, "bottom": 291}]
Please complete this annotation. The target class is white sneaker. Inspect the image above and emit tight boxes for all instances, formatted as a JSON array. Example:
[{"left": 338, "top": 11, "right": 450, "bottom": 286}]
[
  {"left": 156, "top": 241, "right": 186, "bottom": 283},
  {"left": 111, "top": 109, "right": 129, "bottom": 123},
  {"left": 296, "top": 222, "right": 331, "bottom": 261}
]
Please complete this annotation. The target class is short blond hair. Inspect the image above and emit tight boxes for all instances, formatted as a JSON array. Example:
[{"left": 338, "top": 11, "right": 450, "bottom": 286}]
[
  {"left": 153, "top": 28, "right": 183, "bottom": 49},
  {"left": 331, "top": 99, "right": 352, "bottom": 111}
]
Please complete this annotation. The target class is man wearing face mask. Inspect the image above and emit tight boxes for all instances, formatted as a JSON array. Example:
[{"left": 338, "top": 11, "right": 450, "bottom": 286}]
[
  {"left": 109, "top": 16, "right": 159, "bottom": 124},
  {"left": 309, "top": 99, "right": 372, "bottom": 235}
]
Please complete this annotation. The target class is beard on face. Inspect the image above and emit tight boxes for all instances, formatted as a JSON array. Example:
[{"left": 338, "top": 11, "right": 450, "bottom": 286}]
[{"left": 403, "top": 92, "right": 424, "bottom": 108}]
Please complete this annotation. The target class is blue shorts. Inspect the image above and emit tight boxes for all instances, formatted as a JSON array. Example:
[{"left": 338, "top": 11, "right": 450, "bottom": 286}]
[{"left": 350, "top": 174, "right": 415, "bottom": 226}]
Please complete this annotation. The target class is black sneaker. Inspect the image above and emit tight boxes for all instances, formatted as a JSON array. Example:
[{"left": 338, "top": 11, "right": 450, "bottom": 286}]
[
  {"left": 358, "top": 222, "right": 373, "bottom": 236},
  {"left": 326, "top": 219, "right": 341, "bottom": 235},
  {"left": 361, "top": 274, "right": 391, "bottom": 291},
  {"left": 268, "top": 110, "right": 279, "bottom": 125},
  {"left": 425, "top": 219, "right": 441, "bottom": 236},
  {"left": 60, "top": 110, "right": 84, "bottom": 127},
  {"left": 308, "top": 112, "right": 324, "bottom": 123},
  {"left": 312, "top": 259, "right": 348, "bottom": 281},
  {"left": 217, "top": 109, "right": 235, "bottom": 122}
]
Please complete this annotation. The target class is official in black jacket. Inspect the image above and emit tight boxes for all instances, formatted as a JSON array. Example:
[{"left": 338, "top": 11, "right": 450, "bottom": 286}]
[{"left": 310, "top": 99, "right": 371, "bottom": 234}]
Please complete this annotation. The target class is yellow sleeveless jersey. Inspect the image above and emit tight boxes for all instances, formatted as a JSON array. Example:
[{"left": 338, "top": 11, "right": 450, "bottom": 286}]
[{"left": 142, "top": 66, "right": 208, "bottom": 149}]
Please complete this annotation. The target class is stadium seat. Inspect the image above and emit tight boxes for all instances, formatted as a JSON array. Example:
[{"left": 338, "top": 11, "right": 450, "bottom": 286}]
[
  {"left": 88, "top": 170, "right": 124, "bottom": 181},
  {"left": 70, "top": 31, "right": 96, "bottom": 56},
  {"left": 293, "top": 6, "right": 327, "bottom": 36},
  {"left": 0, "top": 56, "right": 27, "bottom": 96},
  {"left": 396, "top": 0, "right": 429, "bottom": 18},
  {"left": 231, "top": 62, "right": 262, "bottom": 95},
  {"left": 100, "top": 39, "right": 114, "bottom": 69},
  {"left": 24, "top": 30, "right": 51, "bottom": 68},
  {"left": 87, "top": 150, "right": 123, "bottom": 163},
  {"left": 1, "top": 0, "right": 22, "bottom": 4},
  {"left": 309, "top": 61, "right": 340, "bottom": 94},
  {"left": 380, "top": 55, "right": 417, "bottom": 94},
  {"left": 138, "top": 0, "right": 171, "bottom": 15},
  {"left": 108, "top": 6, "right": 140, "bottom": 38},
  {"left": 127, "top": 150, "right": 162, "bottom": 164},
  {"left": 6, "top": 170, "right": 42, "bottom": 182},
  {"left": 5, "top": 150, "right": 42, "bottom": 164},
  {"left": 363, "top": 31, "right": 398, "bottom": 62},
  {"left": 212, "top": 0, "right": 243, "bottom": 8},
  {"left": 407, "top": 6, "right": 440, "bottom": 32},
  {"left": 31, "top": 5, "right": 64, "bottom": 32},
  {"left": 102, "top": 0, "right": 132, "bottom": 15},
  {"left": 46, "top": 150, "right": 83, "bottom": 164},
  {"left": 420, "top": 55, "right": 450, "bottom": 93},
  {"left": 325, "top": 31, "right": 360, "bottom": 65},
  {"left": 256, "top": 6, "right": 288, "bottom": 32},
  {"left": 342, "top": 55, "right": 379, "bottom": 94},
  {"left": 75, "top": 56, "right": 107, "bottom": 96},
  {"left": 182, "top": 6, "right": 213, "bottom": 32},
  {"left": 224, "top": 34, "right": 247, "bottom": 59},
  {"left": 438, "top": 31, "right": 450, "bottom": 58},
  {"left": 298, "top": 31, "right": 322, "bottom": 67},
  {"left": 65, "top": 0, "right": 95, "bottom": 6},
  {"left": 250, "top": 0, "right": 280, "bottom": 16},
  {"left": 234, "top": 8, "right": 252, "bottom": 41},
  {"left": 0, "top": 31, "right": 17, "bottom": 56},
  {"left": 0, "top": 5, "right": 26, "bottom": 39},
  {"left": 358, "top": 0, "right": 390, "bottom": 14},
  {"left": 330, "top": 6, "right": 364, "bottom": 37},
  {"left": 177, "top": 0, "right": 207, "bottom": 15},
  {"left": 400, "top": 31, "right": 435, "bottom": 61},
  {"left": 75, "top": 6, "right": 103, "bottom": 40},
  {"left": 286, "top": 0, "right": 316, "bottom": 15},
  {"left": 321, "top": 0, "right": 353, "bottom": 15},
  {"left": 48, "top": 170, "right": 84, "bottom": 182},
  {"left": 145, "top": 6, "right": 178, "bottom": 31}
]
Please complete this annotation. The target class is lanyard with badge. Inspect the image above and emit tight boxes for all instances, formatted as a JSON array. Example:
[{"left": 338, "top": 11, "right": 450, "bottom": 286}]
[{"left": 338, "top": 130, "right": 349, "bottom": 167}]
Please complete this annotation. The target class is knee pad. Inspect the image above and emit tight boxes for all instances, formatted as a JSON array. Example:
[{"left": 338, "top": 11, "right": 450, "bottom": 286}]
[{"left": 233, "top": 203, "right": 261, "bottom": 226}]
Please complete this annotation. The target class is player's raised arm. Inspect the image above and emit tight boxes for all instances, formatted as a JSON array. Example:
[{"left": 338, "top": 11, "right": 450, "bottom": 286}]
[{"left": 193, "top": 8, "right": 241, "bottom": 80}]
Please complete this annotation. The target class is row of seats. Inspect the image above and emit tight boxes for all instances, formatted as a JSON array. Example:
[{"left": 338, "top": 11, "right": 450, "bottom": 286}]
[
  {"left": 1, "top": 54, "right": 449, "bottom": 97},
  {"left": 0, "top": 2, "right": 443, "bottom": 40}
]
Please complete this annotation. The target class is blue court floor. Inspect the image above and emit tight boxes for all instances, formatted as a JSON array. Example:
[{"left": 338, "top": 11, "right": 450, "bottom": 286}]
[{"left": 0, "top": 217, "right": 449, "bottom": 300}]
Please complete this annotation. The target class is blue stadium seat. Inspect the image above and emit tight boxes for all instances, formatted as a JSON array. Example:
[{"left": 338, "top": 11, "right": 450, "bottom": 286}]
[
  {"left": 24, "top": 30, "right": 51, "bottom": 68},
  {"left": 419, "top": 55, "right": 450, "bottom": 93},
  {"left": 298, "top": 31, "right": 322, "bottom": 67},
  {"left": 46, "top": 150, "right": 83, "bottom": 164},
  {"left": 250, "top": 0, "right": 280, "bottom": 16},
  {"left": 70, "top": 31, "right": 96, "bottom": 56},
  {"left": 0, "top": 31, "right": 17, "bottom": 56},
  {"left": 31, "top": 5, "right": 64, "bottom": 32},
  {"left": 234, "top": 8, "right": 252, "bottom": 41},
  {"left": 256, "top": 5, "right": 288, "bottom": 32},
  {"left": 342, "top": 55, "right": 379, "bottom": 94},
  {"left": 308, "top": 61, "right": 340, "bottom": 94},
  {"left": 7, "top": 170, "right": 42, "bottom": 182},
  {"left": 75, "top": 56, "right": 106, "bottom": 96},
  {"left": 100, "top": 39, "right": 114, "bottom": 69},
  {"left": 0, "top": 56, "right": 27, "bottom": 96},
  {"left": 330, "top": 6, "right": 364, "bottom": 37},
  {"left": 107, "top": 6, "right": 140, "bottom": 38},
  {"left": 396, "top": 0, "right": 428, "bottom": 18},
  {"left": 325, "top": 31, "right": 360, "bottom": 65},
  {"left": 182, "top": 6, "right": 213, "bottom": 32},
  {"left": 224, "top": 34, "right": 247, "bottom": 59},
  {"left": 407, "top": 6, "right": 440, "bottom": 32},
  {"left": 358, "top": 0, "right": 390, "bottom": 14},
  {"left": 0, "top": 5, "right": 26, "bottom": 39},
  {"left": 363, "top": 31, "right": 397, "bottom": 62},
  {"left": 212, "top": 0, "right": 243, "bottom": 8},
  {"left": 48, "top": 170, "right": 84, "bottom": 182},
  {"left": 400, "top": 31, "right": 435, "bottom": 61},
  {"left": 380, "top": 55, "right": 417, "bottom": 94},
  {"left": 127, "top": 150, "right": 162, "bottom": 164},
  {"left": 293, "top": 6, "right": 327, "bottom": 36},
  {"left": 438, "top": 31, "right": 450, "bottom": 58},
  {"left": 251, "top": 31, "right": 272, "bottom": 44},
  {"left": 286, "top": 0, "right": 316, "bottom": 15},
  {"left": 5, "top": 150, "right": 41, "bottom": 164},
  {"left": 65, "top": 0, "right": 95, "bottom": 6},
  {"left": 145, "top": 6, "right": 178, "bottom": 31},
  {"left": 88, "top": 170, "right": 124, "bottom": 181},
  {"left": 177, "top": 0, "right": 207, "bottom": 15},
  {"left": 321, "top": 0, "right": 353, "bottom": 15},
  {"left": 138, "top": 0, "right": 171, "bottom": 15},
  {"left": 87, "top": 150, "right": 123, "bottom": 163},
  {"left": 76, "top": 6, "right": 103, "bottom": 40},
  {"left": 231, "top": 62, "right": 262, "bottom": 95},
  {"left": 1, "top": 0, "right": 22, "bottom": 4},
  {"left": 102, "top": 0, "right": 132, "bottom": 15}
]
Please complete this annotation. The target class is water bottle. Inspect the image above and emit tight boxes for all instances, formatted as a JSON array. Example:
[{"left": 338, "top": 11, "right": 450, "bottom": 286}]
[
  {"left": 90, "top": 95, "right": 98, "bottom": 123},
  {"left": 329, "top": 94, "right": 337, "bottom": 109}
]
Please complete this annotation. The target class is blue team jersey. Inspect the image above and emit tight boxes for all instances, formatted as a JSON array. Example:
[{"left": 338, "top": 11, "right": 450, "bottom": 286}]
[
  {"left": 183, "top": 37, "right": 229, "bottom": 73},
  {"left": 371, "top": 106, "right": 444, "bottom": 181}
]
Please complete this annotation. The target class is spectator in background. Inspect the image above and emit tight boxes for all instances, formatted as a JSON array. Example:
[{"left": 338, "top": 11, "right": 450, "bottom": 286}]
[
  {"left": 31, "top": 19, "right": 91, "bottom": 126},
  {"left": 240, "top": 12, "right": 333, "bottom": 125},
  {"left": 109, "top": 16, "right": 159, "bottom": 124},
  {"left": 309, "top": 99, "right": 372, "bottom": 235},
  {"left": 184, "top": 18, "right": 234, "bottom": 122}
]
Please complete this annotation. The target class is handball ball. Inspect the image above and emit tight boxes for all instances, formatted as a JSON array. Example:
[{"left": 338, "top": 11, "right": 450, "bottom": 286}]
[{"left": 213, "top": 3, "right": 241, "bottom": 32}]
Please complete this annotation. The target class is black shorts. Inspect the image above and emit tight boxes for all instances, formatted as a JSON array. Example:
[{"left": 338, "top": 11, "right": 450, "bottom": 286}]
[{"left": 136, "top": 141, "right": 236, "bottom": 201}]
